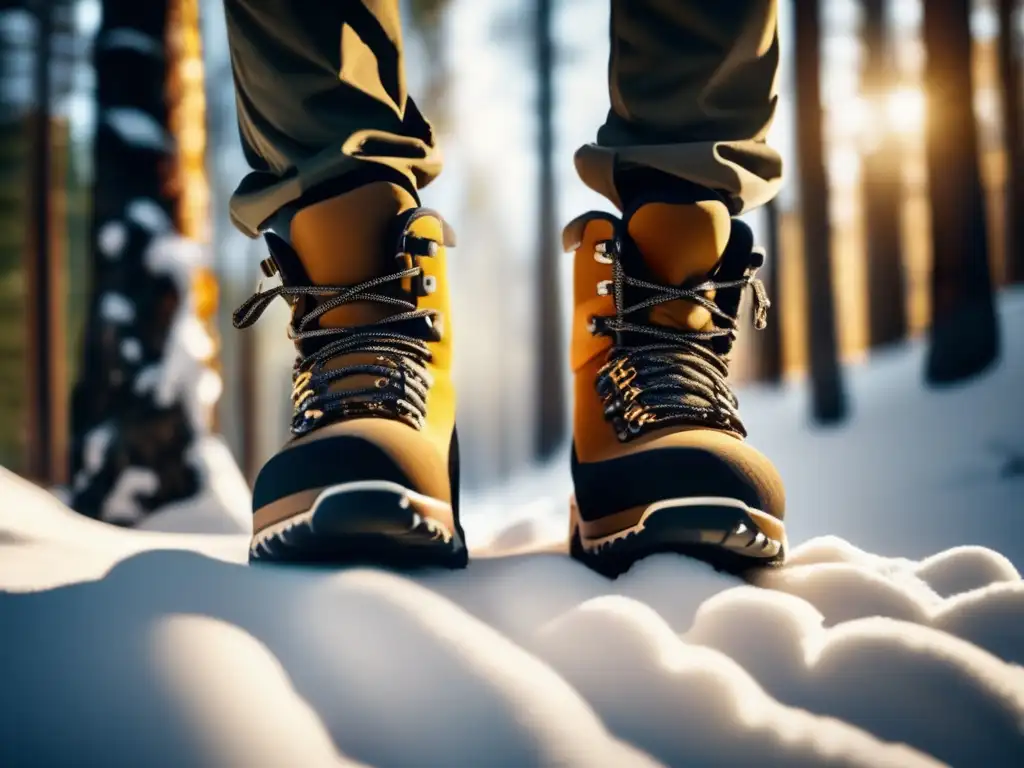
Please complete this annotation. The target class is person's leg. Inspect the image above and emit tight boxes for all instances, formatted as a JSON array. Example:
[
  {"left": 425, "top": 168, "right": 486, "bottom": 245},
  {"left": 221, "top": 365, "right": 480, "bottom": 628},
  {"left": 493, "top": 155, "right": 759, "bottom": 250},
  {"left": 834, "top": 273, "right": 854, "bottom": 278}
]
[
  {"left": 566, "top": 0, "right": 786, "bottom": 577},
  {"left": 225, "top": 0, "right": 441, "bottom": 237},
  {"left": 576, "top": 0, "right": 781, "bottom": 215},
  {"left": 225, "top": 0, "right": 465, "bottom": 567}
]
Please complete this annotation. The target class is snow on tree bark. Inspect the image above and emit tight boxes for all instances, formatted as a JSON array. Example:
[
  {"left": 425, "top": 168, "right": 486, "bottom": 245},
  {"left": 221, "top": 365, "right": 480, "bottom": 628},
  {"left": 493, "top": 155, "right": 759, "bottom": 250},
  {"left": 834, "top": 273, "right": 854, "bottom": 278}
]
[{"left": 68, "top": 0, "right": 228, "bottom": 525}]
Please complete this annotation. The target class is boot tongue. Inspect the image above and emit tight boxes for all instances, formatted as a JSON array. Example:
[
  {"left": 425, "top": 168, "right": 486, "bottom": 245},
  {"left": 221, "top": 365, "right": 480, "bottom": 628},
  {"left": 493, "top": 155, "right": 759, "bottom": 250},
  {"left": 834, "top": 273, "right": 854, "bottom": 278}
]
[
  {"left": 625, "top": 201, "right": 731, "bottom": 332},
  {"left": 286, "top": 182, "right": 423, "bottom": 405},
  {"left": 289, "top": 182, "right": 420, "bottom": 328}
]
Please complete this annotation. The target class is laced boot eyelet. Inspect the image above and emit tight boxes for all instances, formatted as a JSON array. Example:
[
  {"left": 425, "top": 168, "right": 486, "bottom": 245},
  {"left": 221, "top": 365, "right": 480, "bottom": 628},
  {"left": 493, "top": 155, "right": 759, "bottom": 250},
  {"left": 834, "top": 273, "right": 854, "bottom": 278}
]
[
  {"left": 603, "top": 398, "right": 623, "bottom": 418},
  {"left": 397, "top": 235, "right": 439, "bottom": 258},
  {"left": 593, "top": 241, "right": 614, "bottom": 265},
  {"left": 241, "top": 222, "right": 450, "bottom": 435},
  {"left": 397, "top": 236, "right": 441, "bottom": 296},
  {"left": 259, "top": 258, "right": 278, "bottom": 278},
  {"left": 576, "top": 232, "right": 766, "bottom": 440},
  {"left": 292, "top": 407, "right": 324, "bottom": 436}
]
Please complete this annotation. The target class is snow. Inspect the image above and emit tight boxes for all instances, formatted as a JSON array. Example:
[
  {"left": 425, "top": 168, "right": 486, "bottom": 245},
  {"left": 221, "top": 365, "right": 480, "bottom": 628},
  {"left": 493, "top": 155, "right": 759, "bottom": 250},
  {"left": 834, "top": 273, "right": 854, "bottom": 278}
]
[
  {"left": 104, "top": 107, "right": 172, "bottom": 152},
  {"left": 97, "top": 221, "right": 129, "bottom": 259},
  {"left": 2, "top": 478, "right": 1020, "bottom": 766},
  {"left": 2, "top": 293, "right": 1024, "bottom": 765},
  {"left": 133, "top": 233, "right": 224, "bottom": 434},
  {"left": 133, "top": 436, "right": 252, "bottom": 536},
  {"left": 98, "top": 292, "right": 136, "bottom": 324},
  {"left": 126, "top": 198, "right": 174, "bottom": 235},
  {"left": 67, "top": 233, "right": 246, "bottom": 531},
  {"left": 101, "top": 27, "right": 164, "bottom": 57}
]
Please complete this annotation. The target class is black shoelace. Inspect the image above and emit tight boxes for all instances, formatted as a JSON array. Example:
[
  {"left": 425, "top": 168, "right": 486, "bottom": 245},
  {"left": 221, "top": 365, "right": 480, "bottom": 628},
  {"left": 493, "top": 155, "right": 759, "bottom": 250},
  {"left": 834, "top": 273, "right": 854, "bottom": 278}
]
[
  {"left": 590, "top": 237, "right": 770, "bottom": 440},
  {"left": 232, "top": 262, "right": 438, "bottom": 435}
]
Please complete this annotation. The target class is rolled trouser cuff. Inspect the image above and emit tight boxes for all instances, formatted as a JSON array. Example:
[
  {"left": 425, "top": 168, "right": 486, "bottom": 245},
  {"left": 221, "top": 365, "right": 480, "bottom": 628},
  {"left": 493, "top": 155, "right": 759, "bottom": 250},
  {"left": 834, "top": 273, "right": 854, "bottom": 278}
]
[
  {"left": 574, "top": 141, "right": 782, "bottom": 217},
  {"left": 229, "top": 130, "right": 442, "bottom": 238}
]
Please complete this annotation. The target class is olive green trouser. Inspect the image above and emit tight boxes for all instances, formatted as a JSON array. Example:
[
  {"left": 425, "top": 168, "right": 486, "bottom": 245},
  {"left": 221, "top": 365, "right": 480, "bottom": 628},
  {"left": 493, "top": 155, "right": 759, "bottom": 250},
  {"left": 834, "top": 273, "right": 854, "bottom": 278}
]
[{"left": 225, "top": 0, "right": 781, "bottom": 238}]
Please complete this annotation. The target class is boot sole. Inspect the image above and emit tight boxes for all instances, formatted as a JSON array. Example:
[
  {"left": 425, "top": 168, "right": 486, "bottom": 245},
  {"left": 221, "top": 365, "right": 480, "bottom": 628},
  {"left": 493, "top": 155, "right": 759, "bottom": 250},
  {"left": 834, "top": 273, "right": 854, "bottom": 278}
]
[
  {"left": 249, "top": 480, "right": 467, "bottom": 569},
  {"left": 570, "top": 495, "right": 786, "bottom": 578}
]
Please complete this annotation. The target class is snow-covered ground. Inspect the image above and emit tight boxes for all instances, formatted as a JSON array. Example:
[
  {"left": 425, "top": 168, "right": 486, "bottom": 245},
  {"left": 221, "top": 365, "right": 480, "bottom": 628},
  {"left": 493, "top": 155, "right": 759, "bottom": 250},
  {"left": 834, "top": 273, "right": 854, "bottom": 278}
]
[{"left": 2, "top": 293, "right": 1023, "bottom": 766}]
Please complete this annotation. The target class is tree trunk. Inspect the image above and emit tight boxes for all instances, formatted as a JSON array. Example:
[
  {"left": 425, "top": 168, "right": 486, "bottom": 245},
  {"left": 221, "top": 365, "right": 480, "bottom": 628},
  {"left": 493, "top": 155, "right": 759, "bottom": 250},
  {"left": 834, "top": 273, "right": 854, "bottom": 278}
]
[
  {"left": 1, "top": 1, "right": 75, "bottom": 478},
  {"left": 534, "top": 0, "right": 565, "bottom": 458},
  {"left": 69, "top": 0, "right": 219, "bottom": 523},
  {"left": 998, "top": 0, "right": 1024, "bottom": 283},
  {"left": 24, "top": 0, "right": 69, "bottom": 485},
  {"left": 0, "top": 4, "right": 32, "bottom": 473},
  {"left": 861, "top": 0, "right": 907, "bottom": 347},
  {"left": 752, "top": 200, "right": 784, "bottom": 384},
  {"left": 922, "top": 0, "right": 999, "bottom": 385},
  {"left": 793, "top": 0, "right": 847, "bottom": 423}
]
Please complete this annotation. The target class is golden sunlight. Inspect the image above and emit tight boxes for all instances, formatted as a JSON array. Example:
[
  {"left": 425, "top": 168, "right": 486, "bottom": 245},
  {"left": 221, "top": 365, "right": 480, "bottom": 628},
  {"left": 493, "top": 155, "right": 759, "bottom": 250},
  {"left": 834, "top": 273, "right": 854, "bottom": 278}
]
[{"left": 884, "top": 86, "right": 926, "bottom": 136}]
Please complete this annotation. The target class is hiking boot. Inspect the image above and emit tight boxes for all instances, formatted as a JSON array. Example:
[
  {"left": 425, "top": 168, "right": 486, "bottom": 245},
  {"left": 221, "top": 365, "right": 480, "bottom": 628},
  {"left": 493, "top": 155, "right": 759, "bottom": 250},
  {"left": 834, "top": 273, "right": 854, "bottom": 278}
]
[
  {"left": 565, "top": 199, "right": 786, "bottom": 577},
  {"left": 233, "top": 182, "right": 466, "bottom": 568}
]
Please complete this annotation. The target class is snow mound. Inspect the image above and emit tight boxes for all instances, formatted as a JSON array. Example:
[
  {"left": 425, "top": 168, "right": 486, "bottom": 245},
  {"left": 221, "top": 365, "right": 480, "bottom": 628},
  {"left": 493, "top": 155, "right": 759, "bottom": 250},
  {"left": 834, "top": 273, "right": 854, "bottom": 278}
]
[
  {"left": 2, "top": 471, "right": 1022, "bottom": 766},
  {"left": 133, "top": 436, "right": 252, "bottom": 536}
]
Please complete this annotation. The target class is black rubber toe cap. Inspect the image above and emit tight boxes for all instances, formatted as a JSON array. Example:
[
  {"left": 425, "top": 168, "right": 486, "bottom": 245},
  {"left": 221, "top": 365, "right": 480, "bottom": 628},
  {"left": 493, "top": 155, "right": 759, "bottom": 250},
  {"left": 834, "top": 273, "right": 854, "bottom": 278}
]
[
  {"left": 254, "top": 434, "right": 418, "bottom": 512},
  {"left": 571, "top": 436, "right": 785, "bottom": 523}
]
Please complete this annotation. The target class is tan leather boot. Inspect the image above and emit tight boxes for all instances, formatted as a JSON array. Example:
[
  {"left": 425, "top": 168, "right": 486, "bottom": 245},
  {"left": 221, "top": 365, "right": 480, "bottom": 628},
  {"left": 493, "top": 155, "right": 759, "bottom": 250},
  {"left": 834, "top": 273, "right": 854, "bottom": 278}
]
[
  {"left": 234, "top": 182, "right": 465, "bottom": 567},
  {"left": 565, "top": 199, "right": 786, "bottom": 577}
]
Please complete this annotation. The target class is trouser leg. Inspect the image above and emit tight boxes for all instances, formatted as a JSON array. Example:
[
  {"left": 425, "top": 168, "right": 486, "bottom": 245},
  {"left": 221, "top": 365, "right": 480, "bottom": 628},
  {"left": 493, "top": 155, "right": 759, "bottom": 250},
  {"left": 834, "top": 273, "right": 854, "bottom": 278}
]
[
  {"left": 577, "top": 0, "right": 782, "bottom": 213},
  {"left": 224, "top": 0, "right": 440, "bottom": 236}
]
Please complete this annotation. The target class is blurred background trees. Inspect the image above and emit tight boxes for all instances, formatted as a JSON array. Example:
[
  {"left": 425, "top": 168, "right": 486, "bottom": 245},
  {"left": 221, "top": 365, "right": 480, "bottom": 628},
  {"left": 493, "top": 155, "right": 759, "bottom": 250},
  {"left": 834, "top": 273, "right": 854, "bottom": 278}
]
[
  {"left": 861, "top": 0, "right": 908, "bottom": 348},
  {"left": 1, "top": 0, "right": 1022, "bottom": 496},
  {"left": 794, "top": 0, "right": 847, "bottom": 423},
  {"left": 69, "top": 0, "right": 185, "bottom": 515},
  {"left": 0, "top": 0, "right": 224, "bottom": 521},
  {"left": 997, "top": 0, "right": 1023, "bottom": 283},
  {"left": 66, "top": 0, "right": 223, "bottom": 522},
  {"left": 1, "top": 0, "right": 81, "bottom": 479},
  {"left": 533, "top": 0, "right": 565, "bottom": 459},
  {"left": 923, "top": 0, "right": 1000, "bottom": 384}
]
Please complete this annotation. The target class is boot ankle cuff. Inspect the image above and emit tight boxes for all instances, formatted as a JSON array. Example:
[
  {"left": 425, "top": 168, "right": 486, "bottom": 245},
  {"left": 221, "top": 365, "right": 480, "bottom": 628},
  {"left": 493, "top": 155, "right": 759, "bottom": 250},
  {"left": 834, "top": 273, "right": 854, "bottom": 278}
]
[
  {"left": 262, "top": 167, "right": 422, "bottom": 238},
  {"left": 615, "top": 167, "right": 729, "bottom": 218}
]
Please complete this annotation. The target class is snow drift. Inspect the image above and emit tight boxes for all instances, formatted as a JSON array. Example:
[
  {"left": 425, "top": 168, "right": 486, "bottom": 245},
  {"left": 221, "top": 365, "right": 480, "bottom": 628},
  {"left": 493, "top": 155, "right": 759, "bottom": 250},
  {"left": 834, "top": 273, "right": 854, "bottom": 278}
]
[
  {"left": 3, "top": 293, "right": 1024, "bottom": 766},
  {"left": 1, "top": 469, "right": 1022, "bottom": 767}
]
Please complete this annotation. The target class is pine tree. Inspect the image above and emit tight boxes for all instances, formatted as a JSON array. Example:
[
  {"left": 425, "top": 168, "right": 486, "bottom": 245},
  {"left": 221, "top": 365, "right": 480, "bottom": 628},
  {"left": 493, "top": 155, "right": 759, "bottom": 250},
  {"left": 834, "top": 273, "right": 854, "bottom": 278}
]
[
  {"left": 861, "top": 0, "right": 907, "bottom": 347},
  {"left": 0, "top": 2, "right": 32, "bottom": 472},
  {"left": 69, "top": 0, "right": 222, "bottom": 523},
  {"left": 922, "top": 0, "right": 1000, "bottom": 384},
  {"left": 534, "top": 0, "right": 565, "bottom": 458},
  {"left": 998, "top": 0, "right": 1024, "bottom": 283},
  {"left": 751, "top": 200, "right": 784, "bottom": 384},
  {"left": 793, "top": 0, "right": 847, "bottom": 422}
]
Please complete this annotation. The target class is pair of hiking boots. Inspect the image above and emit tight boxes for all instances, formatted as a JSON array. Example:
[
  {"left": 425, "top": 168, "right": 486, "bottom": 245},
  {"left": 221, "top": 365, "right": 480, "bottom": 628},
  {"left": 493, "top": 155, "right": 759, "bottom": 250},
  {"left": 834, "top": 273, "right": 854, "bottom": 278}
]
[{"left": 233, "top": 181, "right": 786, "bottom": 577}]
